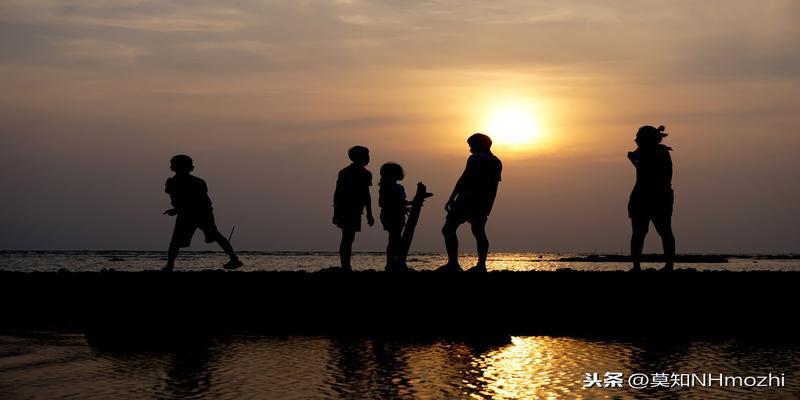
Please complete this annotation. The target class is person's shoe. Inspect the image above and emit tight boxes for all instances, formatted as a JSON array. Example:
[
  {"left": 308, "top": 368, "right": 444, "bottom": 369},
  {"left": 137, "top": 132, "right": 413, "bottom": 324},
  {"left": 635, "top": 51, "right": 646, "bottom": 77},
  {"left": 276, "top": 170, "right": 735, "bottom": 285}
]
[
  {"left": 628, "top": 266, "right": 642, "bottom": 272},
  {"left": 659, "top": 264, "right": 674, "bottom": 272},
  {"left": 162, "top": 265, "right": 174, "bottom": 272},
  {"left": 223, "top": 259, "right": 243, "bottom": 270},
  {"left": 436, "top": 263, "right": 462, "bottom": 272},
  {"left": 465, "top": 265, "right": 487, "bottom": 273}
]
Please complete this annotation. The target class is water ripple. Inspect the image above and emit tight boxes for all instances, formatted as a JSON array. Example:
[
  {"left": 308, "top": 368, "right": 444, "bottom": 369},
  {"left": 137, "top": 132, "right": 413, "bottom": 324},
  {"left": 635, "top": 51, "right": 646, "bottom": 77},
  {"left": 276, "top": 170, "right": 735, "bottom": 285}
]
[{"left": 1, "top": 334, "right": 798, "bottom": 399}]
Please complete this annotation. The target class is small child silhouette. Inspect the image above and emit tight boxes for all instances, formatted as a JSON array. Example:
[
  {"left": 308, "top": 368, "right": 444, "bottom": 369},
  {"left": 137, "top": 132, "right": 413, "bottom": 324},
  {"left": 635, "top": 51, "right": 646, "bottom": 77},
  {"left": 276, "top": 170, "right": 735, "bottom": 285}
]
[
  {"left": 378, "top": 162, "right": 410, "bottom": 271},
  {"left": 332, "top": 146, "right": 375, "bottom": 271},
  {"left": 163, "top": 155, "right": 242, "bottom": 272}
]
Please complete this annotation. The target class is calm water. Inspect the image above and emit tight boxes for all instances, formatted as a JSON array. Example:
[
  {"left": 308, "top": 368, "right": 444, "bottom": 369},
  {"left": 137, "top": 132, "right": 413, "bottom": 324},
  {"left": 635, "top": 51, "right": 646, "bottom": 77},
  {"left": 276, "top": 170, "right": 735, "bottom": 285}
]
[
  {"left": 0, "top": 333, "right": 798, "bottom": 399},
  {"left": 1, "top": 251, "right": 798, "bottom": 272},
  {"left": 3, "top": 252, "right": 797, "bottom": 398}
]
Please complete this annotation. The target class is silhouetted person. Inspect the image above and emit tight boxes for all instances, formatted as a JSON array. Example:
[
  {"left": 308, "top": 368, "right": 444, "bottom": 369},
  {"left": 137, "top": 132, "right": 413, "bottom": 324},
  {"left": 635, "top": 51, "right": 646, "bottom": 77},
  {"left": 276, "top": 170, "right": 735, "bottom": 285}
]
[
  {"left": 627, "top": 125, "right": 676, "bottom": 272},
  {"left": 378, "top": 162, "right": 410, "bottom": 271},
  {"left": 163, "top": 155, "right": 242, "bottom": 272},
  {"left": 333, "top": 146, "right": 375, "bottom": 271},
  {"left": 438, "top": 133, "right": 502, "bottom": 272}
]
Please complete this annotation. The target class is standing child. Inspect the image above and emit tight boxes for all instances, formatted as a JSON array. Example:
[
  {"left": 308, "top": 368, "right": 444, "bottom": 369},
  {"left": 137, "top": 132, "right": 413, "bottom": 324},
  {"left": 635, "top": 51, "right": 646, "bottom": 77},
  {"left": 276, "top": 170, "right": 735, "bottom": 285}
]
[
  {"left": 163, "top": 155, "right": 242, "bottom": 272},
  {"left": 333, "top": 146, "right": 375, "bottom": 271},
  {"left": 379, "top": 162, "right": 410, "bottom": 271},
  {"left": 438, "top": 133, "right": 502, "bottom": 273}
]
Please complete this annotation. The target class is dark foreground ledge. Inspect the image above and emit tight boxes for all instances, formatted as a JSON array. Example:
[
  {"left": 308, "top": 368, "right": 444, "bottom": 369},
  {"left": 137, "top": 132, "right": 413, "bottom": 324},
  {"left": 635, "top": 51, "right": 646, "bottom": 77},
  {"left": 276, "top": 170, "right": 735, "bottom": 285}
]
[{"left": 1, "top": 270, "right": 797, "bottom": 341}]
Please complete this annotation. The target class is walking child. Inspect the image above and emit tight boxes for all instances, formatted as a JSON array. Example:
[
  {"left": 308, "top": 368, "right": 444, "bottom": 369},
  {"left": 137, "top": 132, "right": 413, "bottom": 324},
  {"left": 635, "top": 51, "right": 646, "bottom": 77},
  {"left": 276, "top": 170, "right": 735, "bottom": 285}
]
[
  {"left": 333, "top": 146, "right": 375, "bottom": 271},
  {"left": 163, "top": 155, "right": 242, "bottom": 272}
]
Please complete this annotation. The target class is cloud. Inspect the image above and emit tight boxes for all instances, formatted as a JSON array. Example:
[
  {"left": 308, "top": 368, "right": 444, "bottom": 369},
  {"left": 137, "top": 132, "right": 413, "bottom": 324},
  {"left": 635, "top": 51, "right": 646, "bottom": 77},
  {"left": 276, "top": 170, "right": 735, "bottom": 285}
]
[
  {"left": 3, "top": 0, "right": 798, "bottom": 79},
  {"left": 2, "top": 0, "right": 248, "bottom": 32},
  {"left": 1, "top": 0, "right": 799, "bottom": 251}
]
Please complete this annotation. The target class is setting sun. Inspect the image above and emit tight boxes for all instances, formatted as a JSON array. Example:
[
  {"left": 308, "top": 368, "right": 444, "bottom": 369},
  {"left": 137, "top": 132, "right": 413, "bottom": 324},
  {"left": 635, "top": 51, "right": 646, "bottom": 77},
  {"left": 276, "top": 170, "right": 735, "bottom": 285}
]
[{"left": 485, "top": 104, "right": 544, "bottom": 149}]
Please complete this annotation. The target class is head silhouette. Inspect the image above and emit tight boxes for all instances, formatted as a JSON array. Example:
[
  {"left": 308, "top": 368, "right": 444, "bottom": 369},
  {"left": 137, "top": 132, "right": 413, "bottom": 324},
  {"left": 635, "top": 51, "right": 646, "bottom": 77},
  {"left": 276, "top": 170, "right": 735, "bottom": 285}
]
[
  {"left": 635, "top": 125, "right": 667, "bottom": 147},
  {"left": 380, "top": 162, "right": 404, "bottom": 183},
  {"left": 170, "top": 154, "right": 194, "bottom": 174},
  {"left": 467, "top": 133, "right": 493, "bottom": 153},
  {"left": 348, "top": 146, "right": 370, "bottom": 166}
]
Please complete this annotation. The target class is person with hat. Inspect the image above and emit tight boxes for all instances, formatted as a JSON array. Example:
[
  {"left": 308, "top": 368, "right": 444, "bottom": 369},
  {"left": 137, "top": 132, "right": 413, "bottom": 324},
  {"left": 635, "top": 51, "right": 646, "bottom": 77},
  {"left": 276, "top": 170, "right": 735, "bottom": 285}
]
[
  {"left": 438, "top": 133, "right": 503, "bottom": 273},
  {"left": 627, "top": 125, "right": 676, "bottom": 272}
]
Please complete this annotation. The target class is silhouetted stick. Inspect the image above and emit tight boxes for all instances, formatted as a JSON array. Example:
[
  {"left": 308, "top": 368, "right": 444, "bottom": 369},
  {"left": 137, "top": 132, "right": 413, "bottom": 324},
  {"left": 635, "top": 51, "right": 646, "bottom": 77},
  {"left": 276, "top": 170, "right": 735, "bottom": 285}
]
[
  {"left": 228, "top": 225, "right": 236, "bottom": 242},
  {"left": 398, "top": 182, "right": 433, "bottom": 268}
]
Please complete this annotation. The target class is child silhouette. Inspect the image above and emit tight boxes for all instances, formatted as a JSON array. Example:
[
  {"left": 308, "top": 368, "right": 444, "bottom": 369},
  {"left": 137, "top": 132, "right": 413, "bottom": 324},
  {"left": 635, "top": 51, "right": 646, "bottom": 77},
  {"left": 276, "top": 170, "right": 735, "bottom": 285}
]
[
  {"left": 332, "top": 146, "right": 375, "bottom": 271},
  {"left": 379, "top": 162, "right": 410, "bottom": 271},
  {"left": 163, "top": 155, "right": 242, "bottom": 272},
  {"left": 438, "top": 133, "right": 502, "bottom": 273}
]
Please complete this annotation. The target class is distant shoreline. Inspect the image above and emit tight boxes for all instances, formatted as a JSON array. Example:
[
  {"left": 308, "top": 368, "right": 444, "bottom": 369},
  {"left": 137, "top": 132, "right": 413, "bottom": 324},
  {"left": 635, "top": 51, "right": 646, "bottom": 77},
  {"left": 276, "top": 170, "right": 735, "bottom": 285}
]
[{"left": 1, "top": 250, "right": 798, "bottom": 260}]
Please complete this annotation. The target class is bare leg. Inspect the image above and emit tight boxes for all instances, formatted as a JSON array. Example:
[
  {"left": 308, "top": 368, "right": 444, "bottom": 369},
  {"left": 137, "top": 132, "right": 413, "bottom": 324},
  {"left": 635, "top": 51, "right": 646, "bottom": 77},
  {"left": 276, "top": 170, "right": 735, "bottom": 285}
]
[
  {"left": 208, "top": 231, "right": 242, "bottom": 269},
  {"left": 385, "top": 236, "right": 393, "bottom": 269},
  {"left": 442, "top": 218, "right": 461, "bottom": 267},
  {"left": 165, "top": 242, "right": 179, "bottom": 271},
  {"left": 471, "top": 220, "right": 489, "bottom": 269},
  {"left": 653, "top": 215, "right": 675, "bottom": 271},
  {"left": 630, "top": 217, "right": 649, "bottom": 271},
  {"left": 340, "top": 229, "right": 356, "bottom": 271},
  {"left": 215, "top": 233, "right": 239, "bottom": 262},
  {"left": 386, "top": 229, "right": 402, "bottom": 270}
]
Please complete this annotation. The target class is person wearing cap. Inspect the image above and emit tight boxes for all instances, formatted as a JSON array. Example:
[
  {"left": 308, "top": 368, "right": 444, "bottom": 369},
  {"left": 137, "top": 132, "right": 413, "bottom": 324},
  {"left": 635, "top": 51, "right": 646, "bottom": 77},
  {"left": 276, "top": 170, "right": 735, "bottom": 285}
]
[
  {"left": 162, "top": 155, "right": 243, "bottom": 272},
  {"left": 627, "top": 125, "right": 676, "bottom": 272},
  {"left": 438, "top": 133, "right": 503, "bottom": 273}
]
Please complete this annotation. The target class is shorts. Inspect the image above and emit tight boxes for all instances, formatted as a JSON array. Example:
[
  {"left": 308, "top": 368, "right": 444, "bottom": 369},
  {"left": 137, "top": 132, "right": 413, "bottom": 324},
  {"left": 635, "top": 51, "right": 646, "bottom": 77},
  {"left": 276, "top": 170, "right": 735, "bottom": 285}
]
[
  {"left": 334, "top": 210, "right": 362, "bottom": 232},
  {"left": 446, "top": 207, "right": 488, "bottom": 226},
  {"left": 628, "top": 189, "right": 673, "bottom": 219},
  {"left": 171, "top": 212, "right": 221, "bottom": 248},
  {"left": 447, "top": 198, "right": 490, "bottom": 225},
  {"left": 381, "top": 212, "right": 406, "bottom": 233}
]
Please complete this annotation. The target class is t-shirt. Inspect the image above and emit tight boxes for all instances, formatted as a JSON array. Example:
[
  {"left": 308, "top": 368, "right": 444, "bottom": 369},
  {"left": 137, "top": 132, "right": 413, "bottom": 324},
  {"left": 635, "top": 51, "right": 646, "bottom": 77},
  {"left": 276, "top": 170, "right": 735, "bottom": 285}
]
[
  {"left": 379, "top": 182, "right": 407, "bottom": 216},
  {"left": 165, "top": 174, "right": 213, "bottom": 214},
  {"left": 454, "top": 152, "right": 503, "bottom": 215},
  {"left": 630, "top": 144, "right": 672, "bottom": 193},
  {"left": 333, "top": 164, "right": 372, "bottom": 214}
]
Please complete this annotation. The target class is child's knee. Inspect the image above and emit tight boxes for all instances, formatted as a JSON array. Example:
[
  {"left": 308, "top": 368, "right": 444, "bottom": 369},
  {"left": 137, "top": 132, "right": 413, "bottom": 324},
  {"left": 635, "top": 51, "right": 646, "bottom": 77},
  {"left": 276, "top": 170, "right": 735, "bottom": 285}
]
[{"left": 470, "top": 224, "right": 486, "bottom": 237}]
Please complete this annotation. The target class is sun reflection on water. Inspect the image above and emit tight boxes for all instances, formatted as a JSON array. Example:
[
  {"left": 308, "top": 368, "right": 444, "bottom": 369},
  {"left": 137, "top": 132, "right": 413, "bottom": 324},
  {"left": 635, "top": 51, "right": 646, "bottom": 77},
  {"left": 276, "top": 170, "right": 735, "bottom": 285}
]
[
  {"left": 468, "top": 336, "right": 602, "bottom": 399},
  {"left": 3, "top": 334, "right": 799, "bottom": 399}
]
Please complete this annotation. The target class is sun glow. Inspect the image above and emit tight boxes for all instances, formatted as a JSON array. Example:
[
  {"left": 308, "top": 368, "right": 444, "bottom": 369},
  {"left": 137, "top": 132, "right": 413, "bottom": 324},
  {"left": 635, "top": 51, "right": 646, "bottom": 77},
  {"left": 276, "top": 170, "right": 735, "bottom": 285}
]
[{"left": 484, "top": 103, "right": 544, "bottom": 150}]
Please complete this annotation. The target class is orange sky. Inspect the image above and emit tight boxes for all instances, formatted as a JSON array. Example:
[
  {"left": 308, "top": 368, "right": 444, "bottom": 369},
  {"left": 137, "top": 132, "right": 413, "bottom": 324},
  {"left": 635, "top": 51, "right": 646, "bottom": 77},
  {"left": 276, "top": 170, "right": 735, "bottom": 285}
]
[{"left": 1, "top": 1, "right": 798, "bottom": 252}]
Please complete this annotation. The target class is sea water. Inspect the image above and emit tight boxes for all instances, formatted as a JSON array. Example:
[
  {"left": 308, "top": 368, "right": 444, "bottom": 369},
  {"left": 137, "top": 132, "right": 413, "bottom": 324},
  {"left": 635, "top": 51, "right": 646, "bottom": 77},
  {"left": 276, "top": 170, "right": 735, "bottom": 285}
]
[
  {"left": 2, "top": 252, "right": 799, "bottom": 399},
  {"left": 1, "top": 251, "right": 798, "bottom": 272},
  {"left": 1, "top": 333, "right": 798, "bottom": 399}
]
